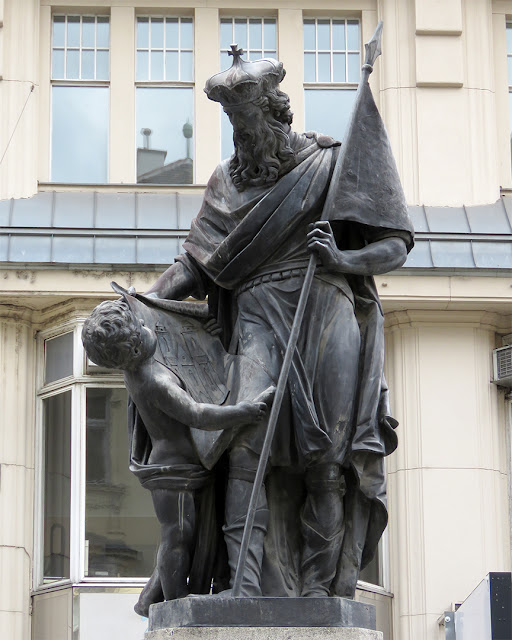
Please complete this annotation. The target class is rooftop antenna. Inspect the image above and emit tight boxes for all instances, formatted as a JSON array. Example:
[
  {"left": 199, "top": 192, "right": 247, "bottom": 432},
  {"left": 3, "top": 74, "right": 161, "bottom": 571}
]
[{"left": 141, "top": 128, "right": 152, "bottom": 150}]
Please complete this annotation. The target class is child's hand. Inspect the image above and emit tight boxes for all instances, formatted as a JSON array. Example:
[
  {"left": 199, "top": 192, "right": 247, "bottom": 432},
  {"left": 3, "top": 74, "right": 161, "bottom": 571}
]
[{"left": 204, "top": 316, "right": 222, "bottom": 336}]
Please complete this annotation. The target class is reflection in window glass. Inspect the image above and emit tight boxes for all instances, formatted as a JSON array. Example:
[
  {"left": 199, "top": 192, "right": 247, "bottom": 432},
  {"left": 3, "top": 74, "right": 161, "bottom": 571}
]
[
  {"left": 45, "top": 332, "right": 74, "bottom": 384},
  {"left": 43, "top": 391, "right": 72, "bottom": 583},
  {"left": 220, "top": 17, "right": 277, "bottom": 158},
  {"left": 51, "top": 86, "right": 109, "bottom": 183},
  {"left": 85, "top": 388, "right": 159, "bottom": 578},
  {"left": 136, "top": 87, "right": 194, "bottom": 184},
  {"left": 359, "top": 546, "right": 381, "bottom": 587},
  {"left": 304, "top": 88, "right": 357, "bottom": 141}
]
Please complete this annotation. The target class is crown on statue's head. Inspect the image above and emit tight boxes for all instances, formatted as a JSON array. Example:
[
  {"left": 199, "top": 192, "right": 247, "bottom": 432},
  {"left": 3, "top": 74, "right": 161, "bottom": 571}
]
[{"left": 204, "top": 45, "right": 285, "bottom": 110}]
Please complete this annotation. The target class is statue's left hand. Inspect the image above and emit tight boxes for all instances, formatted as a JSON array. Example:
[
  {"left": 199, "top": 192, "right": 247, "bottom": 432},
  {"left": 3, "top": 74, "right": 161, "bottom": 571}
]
[{"left": 307, "top": 221, "right": 341, "bottom": 271}]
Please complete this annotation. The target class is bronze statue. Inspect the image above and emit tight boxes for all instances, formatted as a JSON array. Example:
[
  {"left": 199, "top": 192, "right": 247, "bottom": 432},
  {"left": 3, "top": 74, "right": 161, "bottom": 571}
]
[
  {"left": 82, "top": 23, "right": 414, "bottom": 615},
  {"left": 143, "top": 30, "right": 413, "bottom": 600}
]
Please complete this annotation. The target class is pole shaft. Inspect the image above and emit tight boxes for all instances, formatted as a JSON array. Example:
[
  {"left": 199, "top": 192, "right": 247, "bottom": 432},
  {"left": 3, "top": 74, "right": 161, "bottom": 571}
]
[{"left": 232, "top": 253, "right": 318, "bottom": 596}]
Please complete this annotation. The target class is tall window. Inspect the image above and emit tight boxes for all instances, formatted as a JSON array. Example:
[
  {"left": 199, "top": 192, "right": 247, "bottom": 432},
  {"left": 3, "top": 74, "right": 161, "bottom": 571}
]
[
  {"left": 51, "top": 15, "right": 110, "bottom": 183},
  {"left": 303, "top": 18, "right": 360, "bottom": 142},
  {"left": 37, "top": 325, "right": 159, "bottom": 588},
  {"left": 136, "top": 16, "right": 194, "bottom": 184},
  {"left": 219, "top": 17, "right": 277, "bottom": 159}
]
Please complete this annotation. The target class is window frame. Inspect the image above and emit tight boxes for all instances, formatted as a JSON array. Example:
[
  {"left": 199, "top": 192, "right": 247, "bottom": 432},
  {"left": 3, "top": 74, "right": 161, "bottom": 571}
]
[
  {"left": 134, "top": 13, "right": 196, "bottom": 185},
  {"left": 302, "top": 16, "right": 361, "bottom": 141},
  {"left": 49, "top": 13, "right": 111, "bottom": 184},
  {"left": 33, "top": 320, "right": 147, "bottom": 592}
]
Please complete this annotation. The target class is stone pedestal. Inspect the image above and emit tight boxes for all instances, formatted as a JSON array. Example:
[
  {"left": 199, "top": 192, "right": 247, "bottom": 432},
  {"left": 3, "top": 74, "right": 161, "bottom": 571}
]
[
  {"left": 146, "top": 628, "right": 382, "bottom": 640},
  {"left": 146, "top": 597, "right": 382, "bottom": 639}
]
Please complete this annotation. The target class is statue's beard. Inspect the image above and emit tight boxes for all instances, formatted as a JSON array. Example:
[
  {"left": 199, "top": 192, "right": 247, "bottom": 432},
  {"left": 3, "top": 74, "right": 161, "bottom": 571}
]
[{"left": 229, "top": 113, "right": 296, "bottom": 191}]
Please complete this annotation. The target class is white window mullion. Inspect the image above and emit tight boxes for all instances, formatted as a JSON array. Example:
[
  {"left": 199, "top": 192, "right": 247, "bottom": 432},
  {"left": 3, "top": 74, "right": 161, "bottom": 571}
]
[{"left": 69, "top": 383, "right": 83, "bottom": 582}]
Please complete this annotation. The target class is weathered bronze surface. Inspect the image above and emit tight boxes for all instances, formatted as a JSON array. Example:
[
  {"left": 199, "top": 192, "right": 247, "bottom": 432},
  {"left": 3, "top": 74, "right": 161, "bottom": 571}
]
[{"left": 82, "top": 23, "right": 414, "bottom": 621}]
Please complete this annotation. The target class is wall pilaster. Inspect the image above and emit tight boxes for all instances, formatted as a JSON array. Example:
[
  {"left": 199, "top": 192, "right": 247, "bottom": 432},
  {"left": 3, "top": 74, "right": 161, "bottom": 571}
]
[{"left": 0, "top": 307, "right": 35, "bottom": 640}]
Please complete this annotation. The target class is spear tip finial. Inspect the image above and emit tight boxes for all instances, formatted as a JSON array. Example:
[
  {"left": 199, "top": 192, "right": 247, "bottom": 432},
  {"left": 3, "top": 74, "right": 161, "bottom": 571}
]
[{"left": 364, "top": 21, "right": 383, "bottom": 70}]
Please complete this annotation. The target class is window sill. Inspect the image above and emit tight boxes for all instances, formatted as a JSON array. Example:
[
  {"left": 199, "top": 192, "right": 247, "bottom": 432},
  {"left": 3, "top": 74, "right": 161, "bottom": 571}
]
[
  {"left": 38, "top": 182, "right": 208, "bottom": 194},
  {"left": 356, "top": 580, "right": 393, "bottom": 598}
]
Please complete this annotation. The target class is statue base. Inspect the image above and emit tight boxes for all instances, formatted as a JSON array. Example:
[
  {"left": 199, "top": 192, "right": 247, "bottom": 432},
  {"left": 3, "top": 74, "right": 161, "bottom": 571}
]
[
  {"left": 146, "top": 597, "right": 380, "bottom": 639},
  {"left": 146, "top": 628, "right": 382, "bottom": 640}
]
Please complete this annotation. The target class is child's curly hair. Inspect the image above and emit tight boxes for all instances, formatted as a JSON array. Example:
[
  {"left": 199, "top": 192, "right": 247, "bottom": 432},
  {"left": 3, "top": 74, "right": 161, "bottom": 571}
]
[{"left": 82, "top": 300, "right": 144, "bottom": 370}]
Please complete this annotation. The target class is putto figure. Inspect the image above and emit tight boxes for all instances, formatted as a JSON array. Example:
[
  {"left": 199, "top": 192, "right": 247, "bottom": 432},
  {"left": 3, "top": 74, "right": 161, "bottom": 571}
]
[
  {"left": 143, "top": 39, "right": 414, "bottom": 600},
  {"left": 82, "top": 294, "right": 273, "bottom": 612}
]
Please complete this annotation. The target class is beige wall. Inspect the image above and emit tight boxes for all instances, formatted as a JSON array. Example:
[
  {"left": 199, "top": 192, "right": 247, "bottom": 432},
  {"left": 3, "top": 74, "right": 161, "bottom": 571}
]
[
  {"left": 385, "top": 311, "right": 511, "bottom": 639},
  {"left": 0, "top": 306, "right": 36, "bottom": 640}
]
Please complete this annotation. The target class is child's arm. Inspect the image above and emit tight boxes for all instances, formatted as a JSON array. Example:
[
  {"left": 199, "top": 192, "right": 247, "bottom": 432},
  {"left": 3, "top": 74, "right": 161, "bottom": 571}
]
[{"left": 152, "top": 370, "right": 273, "bottom": 431}]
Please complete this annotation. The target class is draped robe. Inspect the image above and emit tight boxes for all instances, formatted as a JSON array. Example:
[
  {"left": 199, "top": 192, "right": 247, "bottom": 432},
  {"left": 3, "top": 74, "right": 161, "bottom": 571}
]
[{"left": 180, "top": 130, "right": 414, "bottom": 595}]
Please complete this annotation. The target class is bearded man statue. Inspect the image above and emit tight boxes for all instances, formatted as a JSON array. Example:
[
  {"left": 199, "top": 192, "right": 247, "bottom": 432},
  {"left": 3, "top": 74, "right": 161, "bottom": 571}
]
[{"left": 144, "top": 46, "right": 414, "bottom": 600}]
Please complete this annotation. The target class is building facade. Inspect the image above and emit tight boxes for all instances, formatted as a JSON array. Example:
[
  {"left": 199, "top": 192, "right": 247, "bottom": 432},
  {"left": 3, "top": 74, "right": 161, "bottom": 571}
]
[{"left": 0, "top": 1, "right": 511, "bottom": 639}]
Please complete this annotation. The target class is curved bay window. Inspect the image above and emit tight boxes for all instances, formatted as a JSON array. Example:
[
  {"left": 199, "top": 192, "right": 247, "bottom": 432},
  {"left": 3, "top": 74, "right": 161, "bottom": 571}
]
[{"left": 35, "top": 322, "right": 159, "bottom": 589}]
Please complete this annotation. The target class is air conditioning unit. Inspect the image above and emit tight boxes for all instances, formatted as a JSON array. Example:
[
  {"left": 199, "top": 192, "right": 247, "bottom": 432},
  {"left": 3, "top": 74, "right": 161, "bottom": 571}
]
[{"left": 492, "top": 346, "right": 512, "bottom": 387}]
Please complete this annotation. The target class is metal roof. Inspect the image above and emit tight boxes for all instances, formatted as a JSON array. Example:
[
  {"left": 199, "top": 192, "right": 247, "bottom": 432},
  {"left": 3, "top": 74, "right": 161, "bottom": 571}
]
[{"left": 1, "top": 191, "right": 512, "bottom": 271}]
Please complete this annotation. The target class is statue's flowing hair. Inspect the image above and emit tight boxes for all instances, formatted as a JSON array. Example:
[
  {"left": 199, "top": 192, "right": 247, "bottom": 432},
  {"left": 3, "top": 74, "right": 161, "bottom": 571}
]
[
  {"left": 82, "top": 300, "right": 143, "bottom": 370},
  {"left": 227, "top": 88, "right": 296, "bottom": 191}
]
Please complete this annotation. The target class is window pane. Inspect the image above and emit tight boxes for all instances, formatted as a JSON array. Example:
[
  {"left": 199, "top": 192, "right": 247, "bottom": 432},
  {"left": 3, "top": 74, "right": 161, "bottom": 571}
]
[
  {"left": 220, "top": 19, "right": 233, "bottom": 50},
  {"left": 151, "top": 18, "right": 164, "bottom": 49},
  {"left": 45, "top": 332, "right": 74, "bottom": 384},
  {"left": 67, "top": 16, "right": 80, "bottom": 47},
  {"left": 66, "top": 49, "right": 80, "bottom": 79},
  {"left": 165, "top": 18, "right": 179, "bottom": 48},
  {"left": 305, "top": 88, "right": 357, "bottom": 141},
  {"left": 318, "top": 52, "right": 331, "bottom": 82},
  {"left": 137, "top": 17, "right": 149, "bottom": 49},
  {"left": 81, "top": 50, "right": 94, "bottom": 80},
  {"left": 332, "top": 20, "right": 346, "bottom": 50},
  {"left": 263, "top": 19, "right": 276, "bottom": 51},
  {"left": 333, "top": 53, "right": 346, "bottom": 82},
  {"left": 304, "top": 52, "right": 316, "bottom": 82},
  {"left": 181, "top": 18, "right": 193, "bottom": 50},
  {"left": 264, "top": 50, "right": 275, "bottom": 59},
  {"left": 52, "top": 49, "right": 65, "bottom": 79},
  {"left": 85, "top": 388, "right": 159, "bottom": 578},
  {"left": 234, "top": 19, "right": 248, "bottom": 51},
  {"left": 348, "top": 52, "right": 360, "bottom": 82},
  {"left": 96, "top": 50, "right": 109, "bottom": 80},
  {"left": 317, "top": 20, "right": 330, "bottom": 50},
  {"left": 180, "top": 51, "right": 193, "bottom": 81},
  {"left": 137, "top": 50, "right": 149, "bottom": 81},
  {"left": 53, "top": 16, "right": 65, "bottom": 47},
  {"left": 359, "top": 547, "right": 381, "bottom": 586},
  {"left": 96, "top": 17, "right": 109, "bottom": 48},
  {"left": 347, "top": 20, "right": 359, "bottom": 50},
  {"left": 303, "top": 19, "right": 315, "bottom": 50},
  {"left": 221, "top": 108, "right": 234, "bottom": 159},
  {"left": 508, "top": 56, "right": 512, "bottom": 87},
  {"left": 249, "top": 19, "right": 262, "bottom": 50},
  {"left": 137, "top": 87, "right": 194, "bottom": 184},
  {"left": 43, "top": 392, "right": 71, "bottom": 583},
  {"left": 82, "top": 17, "right": 95, "bottom": 48},
  {"left": 51, "top": 86, "right": 109, "bottom": 183},
  {"left": 150, "top": 50, "right": 164, "bottom": 80},
  {"left": 165, "top": 51, "right": 179, "bottom": 81}
]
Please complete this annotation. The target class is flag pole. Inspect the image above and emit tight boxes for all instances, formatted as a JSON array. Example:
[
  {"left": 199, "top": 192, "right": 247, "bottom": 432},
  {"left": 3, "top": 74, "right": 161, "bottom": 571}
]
[{"left": 231, "top": 21, "right": 384, "bottom": 597}]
